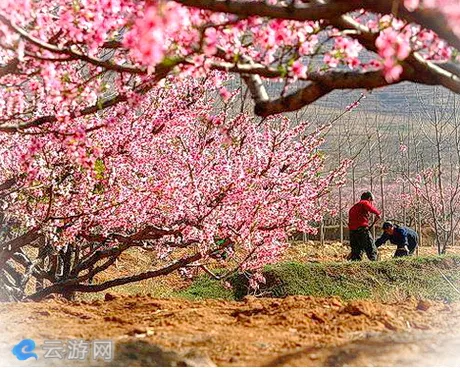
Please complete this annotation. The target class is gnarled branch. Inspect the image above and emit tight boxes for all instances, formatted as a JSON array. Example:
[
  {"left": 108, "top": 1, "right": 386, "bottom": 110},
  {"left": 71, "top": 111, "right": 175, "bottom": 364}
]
[{"left": 173, "top": 0, "right": 460, "bottom": 51}]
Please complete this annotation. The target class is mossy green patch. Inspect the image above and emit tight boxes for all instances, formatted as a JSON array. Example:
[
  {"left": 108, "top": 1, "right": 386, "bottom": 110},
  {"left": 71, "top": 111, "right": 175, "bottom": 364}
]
[
  {"left": 174, "top": 274, "right": 234, "bottom": 300},
  {"left": 180, "top": 255, "right": 460, "bottom": 302}
]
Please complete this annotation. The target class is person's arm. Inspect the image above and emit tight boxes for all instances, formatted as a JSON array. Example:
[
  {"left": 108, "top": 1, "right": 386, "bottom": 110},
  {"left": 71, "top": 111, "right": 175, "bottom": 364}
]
[
  {"left": 375, "top": 233, "right": 389, "bottom": 248},
  {"left": 362, "top": 201, "right": 381, "bottom": 218}
]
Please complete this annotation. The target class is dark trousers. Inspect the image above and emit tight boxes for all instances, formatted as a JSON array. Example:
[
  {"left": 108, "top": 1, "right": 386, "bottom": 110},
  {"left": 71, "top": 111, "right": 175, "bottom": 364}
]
[{"left": 349, "top": 227, "right": 378, "bottom": 261}]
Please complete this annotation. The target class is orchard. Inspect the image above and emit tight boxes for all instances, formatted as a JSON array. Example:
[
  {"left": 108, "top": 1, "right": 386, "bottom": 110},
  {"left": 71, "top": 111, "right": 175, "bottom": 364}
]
[{"left": 0, "top": 0, "right": 459, "bottom": 301}]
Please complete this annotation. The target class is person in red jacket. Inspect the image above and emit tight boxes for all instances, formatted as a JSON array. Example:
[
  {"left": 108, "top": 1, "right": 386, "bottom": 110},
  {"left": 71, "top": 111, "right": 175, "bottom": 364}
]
[{"left": 348, "top": 191, "right": 381, "bottom": 261}]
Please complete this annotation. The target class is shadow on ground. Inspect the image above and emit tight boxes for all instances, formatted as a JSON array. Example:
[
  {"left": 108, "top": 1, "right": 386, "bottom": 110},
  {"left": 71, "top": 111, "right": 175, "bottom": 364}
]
[{"left": 265, "top": 332, "right": 460, "bottom": 367}]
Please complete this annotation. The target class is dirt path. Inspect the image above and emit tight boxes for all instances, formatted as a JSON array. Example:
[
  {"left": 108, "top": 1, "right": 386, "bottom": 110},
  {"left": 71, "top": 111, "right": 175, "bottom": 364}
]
[{"left": 1, "top": 294, "right": 460, "bottom": 366}]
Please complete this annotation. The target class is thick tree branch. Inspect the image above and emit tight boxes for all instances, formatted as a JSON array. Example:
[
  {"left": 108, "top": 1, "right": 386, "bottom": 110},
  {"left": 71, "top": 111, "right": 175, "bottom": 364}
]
[
  {"left": 241, "top": 72, "right": 270, "bottom": 104},
  {"left": 173, "top": 0, "right": 460, "bottom": 50},
  {"left": 210, "top": 12, "right": 459, "bottom": 116},
  {"left": 399, "top": 6, "right": 460, "bottom": 52},
  {"left": 0, "top": 230, "right": 41, "bottom": 270},
  {"left": 76, "top": 225, "right": 183, "bottom": 274},
  {"left": 409, "top": 53, "right": 460, "bottom": 93},
  {"left": 73, "top": 246, "right": 128, "bottom": 275},
  {"left": 0, "top": 229, "right": 40, "bottom": 253},
  {"left": 172, "top": 0, "right": 384, "bottom": 22},
  {"left": 0, "top": 177, "right": 17, "bottom": 192},
  {"left": 334, "top": 16, "right": 460, "bottom": 91},
  {"left": 252, "top": 55, "right": 459, "bottom": 116},
  {"left": 10, "top": 251, "right": 52, "bottom": 283},
  {"left": 76, "top": 256, "right": 119, "bottom": 284},
  {"left": 27, "top": 252, "right": 202, "bottom": 300},
  {"left": 214, "top": 47, "right": 269, "bottom": 104},
  {"left": 254, "top": 70, "right": 401, "bottom": 116},
  {"left": 0, "top": 58, "right": 19, "bottom": 77}
]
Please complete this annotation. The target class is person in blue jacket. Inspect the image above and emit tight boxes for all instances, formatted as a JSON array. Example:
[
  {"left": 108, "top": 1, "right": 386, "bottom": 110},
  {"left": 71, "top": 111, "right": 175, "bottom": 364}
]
[{"left": 375, "top": 221, "right": 418, "bottom": 257}]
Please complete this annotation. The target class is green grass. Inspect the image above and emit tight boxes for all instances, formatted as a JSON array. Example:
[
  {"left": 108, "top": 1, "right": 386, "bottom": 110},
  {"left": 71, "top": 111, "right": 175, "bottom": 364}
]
[
  {"left": 174, "top": 274, "right": 234, "bottom": 300},
  {"left": 178, "top": 255, "right": 460, "bottom": 303}
]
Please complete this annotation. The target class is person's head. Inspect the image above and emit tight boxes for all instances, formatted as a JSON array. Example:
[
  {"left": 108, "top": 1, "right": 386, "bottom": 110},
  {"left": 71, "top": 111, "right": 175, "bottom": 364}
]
[
  {"left": 360, "top": 191, "right": 375, "bottom": 202},
  {"left": 382, "top": 221, "right": 394, "bottom": 235}
]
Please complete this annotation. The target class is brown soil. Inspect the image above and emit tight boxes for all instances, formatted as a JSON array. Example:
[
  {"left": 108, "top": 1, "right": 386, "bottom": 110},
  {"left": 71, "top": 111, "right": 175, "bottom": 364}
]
[
  {"left": 1, "top": 295, "right": 460, "bottom": 366},
  {"left": 2, "top": 242, "right": 460, "bottom": 366}
]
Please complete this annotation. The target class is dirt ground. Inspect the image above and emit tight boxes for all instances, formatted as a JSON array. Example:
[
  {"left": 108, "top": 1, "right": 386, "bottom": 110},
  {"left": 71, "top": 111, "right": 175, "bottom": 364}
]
[
  {"left": 1, "top": 294, "right": 460, "bottom": 366},
  {"left": 1, "top": 242, "right": 460, "bottom": 366}
]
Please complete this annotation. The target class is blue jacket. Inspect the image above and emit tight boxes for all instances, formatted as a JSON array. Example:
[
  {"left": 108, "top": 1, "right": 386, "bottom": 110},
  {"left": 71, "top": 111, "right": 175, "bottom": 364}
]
[{"left": 375, "top": 225, "right": 418, "bottom": 253}]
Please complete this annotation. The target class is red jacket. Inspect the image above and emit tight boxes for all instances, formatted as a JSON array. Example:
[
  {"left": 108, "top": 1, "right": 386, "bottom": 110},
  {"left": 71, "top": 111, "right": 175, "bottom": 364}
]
[{"left": 348, "top": 199, "right": 381, "bottom": 230}]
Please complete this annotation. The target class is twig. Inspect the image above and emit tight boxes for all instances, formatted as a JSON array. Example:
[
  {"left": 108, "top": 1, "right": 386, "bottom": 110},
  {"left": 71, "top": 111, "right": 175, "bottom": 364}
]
[{"left": 437, "top": 268, "right": 460, "bottom": 295}]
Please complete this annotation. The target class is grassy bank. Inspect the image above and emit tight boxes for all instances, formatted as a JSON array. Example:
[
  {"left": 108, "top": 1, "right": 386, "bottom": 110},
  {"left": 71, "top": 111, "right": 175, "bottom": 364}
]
[{"left": 176, "top": 255, "right": 460, "bottom": 303}]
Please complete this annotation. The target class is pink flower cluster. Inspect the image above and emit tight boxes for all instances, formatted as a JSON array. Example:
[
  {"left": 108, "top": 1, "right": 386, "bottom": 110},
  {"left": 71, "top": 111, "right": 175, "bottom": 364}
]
[
  {"left": 376, "top": 26, "right": 411, "bottom": 83},
  {"left": 1, "top": 75, "right": 348, "bottom": 272},
  {"left": 404, "top": 0, "right": 460, "bottom": 41}
]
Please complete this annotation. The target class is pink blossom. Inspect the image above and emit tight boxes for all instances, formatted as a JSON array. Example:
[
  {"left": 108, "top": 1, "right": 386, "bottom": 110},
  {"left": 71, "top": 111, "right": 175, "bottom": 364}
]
[
  {"left": 396, "top": 41, "right": 411, "bottom": 60},
  {"left": 291, "top": 60, "right": 307, "bottom": 78},
  {"left": 404, "top": 0, "right": 420, "bottom": 11},
  {"left": 1, "top": 0, "right": 459, "bottom": 287},
  {"left": 384, "top": 63, "right": 403, "bottom": 83},
  {"left": 324, "top": 54, "right": 339, "bottom": 68},
  {"left": 376, "top": 28, "right": 411, "bottom": 83},
  {"left": 219, "top": 87, "right": 232, "bottom": 102},
  {"left": 204, "top": 27, "right": 217, "bottom": 57}
]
